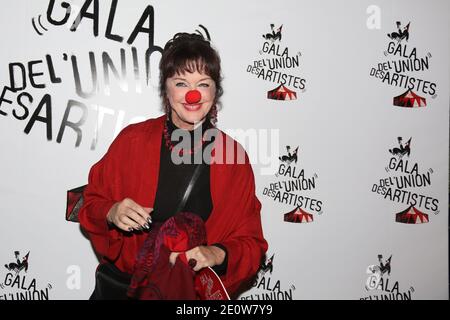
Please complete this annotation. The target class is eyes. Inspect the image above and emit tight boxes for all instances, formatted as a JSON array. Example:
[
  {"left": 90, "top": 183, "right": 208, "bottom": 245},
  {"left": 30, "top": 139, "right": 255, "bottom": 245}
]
[{"left": 175, "top": 82, "right": 210, "bottom": 88}]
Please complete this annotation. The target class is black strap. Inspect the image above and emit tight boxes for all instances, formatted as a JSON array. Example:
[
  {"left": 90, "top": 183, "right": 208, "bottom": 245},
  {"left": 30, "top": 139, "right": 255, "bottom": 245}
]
[{"left": 174, "top": 164, "right": 204, "bottom": 214}]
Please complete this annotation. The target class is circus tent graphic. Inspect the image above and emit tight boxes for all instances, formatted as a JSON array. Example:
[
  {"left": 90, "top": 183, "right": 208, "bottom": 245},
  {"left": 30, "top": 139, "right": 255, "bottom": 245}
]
[
  {"left": 393, "top": 89, "right": 426, "bottom": 108},
  {"left": 395, "top": 206, "right": 429, "bottom": 224},
  {"left": 267, "top": 84, "right": 297, "bottom": 100},
  {"left": 284, "top": 207, "right": 313, "bottom": 223}
]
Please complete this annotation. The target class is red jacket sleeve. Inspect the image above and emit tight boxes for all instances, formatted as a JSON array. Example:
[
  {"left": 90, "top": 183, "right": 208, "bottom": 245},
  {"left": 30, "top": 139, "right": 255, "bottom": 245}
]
[
  {"left": 78, "top": 129, "right": 130, "bottom": 262},
  {"left": 207, "top": 143, "right": 268, "bottom": 296},
  {"left": 222, "top": 164, "right": 267, "bottom": 295}
]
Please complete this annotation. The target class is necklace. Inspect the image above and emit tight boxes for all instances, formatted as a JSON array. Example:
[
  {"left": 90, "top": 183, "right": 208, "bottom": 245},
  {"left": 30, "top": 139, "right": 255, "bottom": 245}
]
[{"left": 163, "top": 119, "right": 208, "bottom": 156}]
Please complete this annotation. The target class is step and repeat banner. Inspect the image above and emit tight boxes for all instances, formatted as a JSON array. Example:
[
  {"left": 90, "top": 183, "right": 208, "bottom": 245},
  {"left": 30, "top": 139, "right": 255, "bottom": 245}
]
[{"left": 0, "top": 0, "right": 448, "bottom": 300}]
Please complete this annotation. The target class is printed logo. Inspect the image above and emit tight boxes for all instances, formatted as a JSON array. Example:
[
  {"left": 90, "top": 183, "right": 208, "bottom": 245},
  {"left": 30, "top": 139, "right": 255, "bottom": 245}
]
[
  {"left": 371, "top": 137, "right": 439, "bottom": 223},
  {"left": 240, "top": 254, "right": 296, "bottom": 300},
  {"left": 361, "top": 254, "right": 415, "bottom": 300},
  {"left": 1, "top": 251, "right": 53, "bottom": 300},
  {"left": 369, "top": 21, "right": 437, "bottom": 107},
  {"left": 4, "top": 251, "right": 30, "bottom": 274},
  {"left": 247, "top": 24, "right": 306, "bottom": 100},
  {"left": 365, "top": 254, "right": 392, "bottom": 290},
  {"left": 263, "top": 145, "right": 323, "bottom": 223}
]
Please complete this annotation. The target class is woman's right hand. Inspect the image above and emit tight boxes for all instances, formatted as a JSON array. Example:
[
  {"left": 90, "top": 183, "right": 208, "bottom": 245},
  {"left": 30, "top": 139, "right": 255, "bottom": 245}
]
[{"left": 106, "top": 198, "right": 153, "bottom": 232}]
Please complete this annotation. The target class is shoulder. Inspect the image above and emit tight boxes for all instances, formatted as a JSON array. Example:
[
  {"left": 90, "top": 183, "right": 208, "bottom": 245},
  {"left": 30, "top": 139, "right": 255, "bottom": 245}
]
[
  {"left": 103, "top": 115, "right": 165, "bottom": 156},
  {"left": 116, "top": 115, "right": 166, "bottom": 141},
  {"left": 211, "top": 128, "right": 251, "bottom": 167}
]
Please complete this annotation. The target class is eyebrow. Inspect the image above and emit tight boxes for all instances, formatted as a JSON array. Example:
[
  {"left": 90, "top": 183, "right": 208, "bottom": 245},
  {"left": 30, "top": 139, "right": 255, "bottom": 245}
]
[{"left": 172, "top": 77, "right": 212, "bottom": 82}]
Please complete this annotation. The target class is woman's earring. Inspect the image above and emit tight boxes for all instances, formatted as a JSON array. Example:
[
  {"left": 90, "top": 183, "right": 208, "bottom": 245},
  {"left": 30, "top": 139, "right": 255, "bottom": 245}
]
[{"left": 209, "top": 105, "right": 218, "bottom": 125}]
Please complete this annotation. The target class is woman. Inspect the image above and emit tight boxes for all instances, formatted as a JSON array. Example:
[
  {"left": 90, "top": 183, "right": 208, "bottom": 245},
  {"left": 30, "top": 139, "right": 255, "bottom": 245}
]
[{"left": 78, "top": 31, "right": 268, "bottom": 299}]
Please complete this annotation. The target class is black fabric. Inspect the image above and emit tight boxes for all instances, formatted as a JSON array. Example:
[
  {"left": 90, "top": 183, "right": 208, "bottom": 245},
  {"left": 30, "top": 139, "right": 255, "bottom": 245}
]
[
  {"left": 152, "top": 119, "right": 213, "bottom": 223},
  {"left": 89, "top": 262, "right": 132, "bottom": 300}
]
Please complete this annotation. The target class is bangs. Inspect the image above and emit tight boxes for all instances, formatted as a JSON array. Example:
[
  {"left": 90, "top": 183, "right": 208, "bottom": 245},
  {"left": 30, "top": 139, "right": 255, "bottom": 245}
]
[
  {"left": 161, "top": 39, "right": 220, "bottom": 79},
  {"left": 172, "top": 58, "right": 209, "bottom": 77},
  {"left": 166, "top": 51, "right": 218, "bottom": 80}
]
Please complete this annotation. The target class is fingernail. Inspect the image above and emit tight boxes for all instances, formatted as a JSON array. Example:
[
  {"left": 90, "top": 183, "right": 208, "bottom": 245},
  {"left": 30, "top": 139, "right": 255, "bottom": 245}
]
[
  {"left": 147, "top": 217, "right": 152, "bottom": 224},
  {"left": 144, "top": 223, "right": 150, "bottom": 229},
  {"left": 128, "top": 227, "right": 133, "bottom": 232},
  {"left": 188, "top": 258, "right": 197, "bottom": 269}
]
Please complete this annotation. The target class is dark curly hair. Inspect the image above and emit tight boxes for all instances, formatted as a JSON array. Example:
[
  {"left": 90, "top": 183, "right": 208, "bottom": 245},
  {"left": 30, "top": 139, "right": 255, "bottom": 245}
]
[{"left": 159, "top": 31, "right": 223, "bottom": 125}]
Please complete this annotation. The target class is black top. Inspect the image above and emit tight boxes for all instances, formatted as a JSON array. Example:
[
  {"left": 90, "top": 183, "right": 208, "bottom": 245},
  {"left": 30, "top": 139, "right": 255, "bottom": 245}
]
[
  {"left": 151, "top": 118, "right": 227, "bottom": 275},
  {"left": 152, "top": 118, "right": 213, "bottom": 222}
]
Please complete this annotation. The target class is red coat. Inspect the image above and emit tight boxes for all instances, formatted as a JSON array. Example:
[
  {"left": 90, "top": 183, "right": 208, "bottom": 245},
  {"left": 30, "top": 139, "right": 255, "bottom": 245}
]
[{"left": 78, "top": 115, "right": 268, "bottom": 296}]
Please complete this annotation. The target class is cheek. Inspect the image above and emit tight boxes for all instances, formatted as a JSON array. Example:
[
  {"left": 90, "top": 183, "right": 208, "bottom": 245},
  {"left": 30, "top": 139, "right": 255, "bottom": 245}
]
[
  {"left": 167, "top": 87, "right": 186, "bottom": 103},
  {"left": 201, "top": 87, "right": 216, "bottom": 102}
]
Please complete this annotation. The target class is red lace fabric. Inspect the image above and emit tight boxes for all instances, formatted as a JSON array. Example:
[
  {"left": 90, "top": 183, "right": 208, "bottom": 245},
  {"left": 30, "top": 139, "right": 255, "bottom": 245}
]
[{"left": 127, "top": 212, "right": 207, "bottom": 300}]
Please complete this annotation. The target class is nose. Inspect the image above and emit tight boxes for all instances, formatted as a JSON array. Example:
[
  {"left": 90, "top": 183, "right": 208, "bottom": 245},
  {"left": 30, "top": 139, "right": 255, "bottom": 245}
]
[{"left": 185, "top": 90, "right": 202, "bottom": 104}]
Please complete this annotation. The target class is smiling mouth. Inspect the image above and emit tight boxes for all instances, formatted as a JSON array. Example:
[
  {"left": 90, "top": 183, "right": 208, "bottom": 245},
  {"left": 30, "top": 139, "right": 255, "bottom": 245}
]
[{"left": 183, "top": 103, "right": 202, "bottom": 111}]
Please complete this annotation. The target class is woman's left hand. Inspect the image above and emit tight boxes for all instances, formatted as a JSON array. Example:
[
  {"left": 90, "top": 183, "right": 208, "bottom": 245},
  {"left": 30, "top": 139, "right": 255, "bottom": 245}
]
[{"left": 169, "top": 246, "right": 225, "bottom": 272}]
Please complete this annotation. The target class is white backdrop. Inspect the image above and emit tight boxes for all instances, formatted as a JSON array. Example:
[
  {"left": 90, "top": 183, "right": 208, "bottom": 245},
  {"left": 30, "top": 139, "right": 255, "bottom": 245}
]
[{"left": 0, "top": 0, "right": 448, "bottom": 300}]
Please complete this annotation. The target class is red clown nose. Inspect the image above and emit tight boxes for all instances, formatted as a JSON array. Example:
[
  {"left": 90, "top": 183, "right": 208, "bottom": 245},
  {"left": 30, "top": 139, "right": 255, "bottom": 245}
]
[{"left": 185, "top": 90, "right": 202, "bottom": 104}]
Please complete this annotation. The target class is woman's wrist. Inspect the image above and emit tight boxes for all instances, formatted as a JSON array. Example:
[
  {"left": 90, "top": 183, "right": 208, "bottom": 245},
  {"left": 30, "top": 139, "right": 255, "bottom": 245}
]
[
  {"left": 106, "top": 203, "right": 118, "bottom": 225},
  {"left": 210, "top": 245, "right": 226, "bottom": 265}
]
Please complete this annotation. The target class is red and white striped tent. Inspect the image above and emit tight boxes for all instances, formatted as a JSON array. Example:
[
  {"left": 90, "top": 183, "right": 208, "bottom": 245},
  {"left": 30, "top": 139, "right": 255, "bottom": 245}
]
[
  {"left": 393, "top": 89, "right": 427, "bottom": 108},
  {"left": 267, "top": 84, "right": 297, "bottom": 100},
  {"left": 284, "top": 207, "right": 313, "bottom": 223},
  {"left": 395, "top": 206, "right": 429, "bottom": 224}
]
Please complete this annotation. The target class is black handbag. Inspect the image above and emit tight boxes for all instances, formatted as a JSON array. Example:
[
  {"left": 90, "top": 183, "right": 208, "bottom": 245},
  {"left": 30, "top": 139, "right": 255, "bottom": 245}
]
[
  {"left": 88, "top": 163, "right": 204, "bottom": 300},
  {"left": 89, "top": 261, "right": 132, "bottom": 300}
]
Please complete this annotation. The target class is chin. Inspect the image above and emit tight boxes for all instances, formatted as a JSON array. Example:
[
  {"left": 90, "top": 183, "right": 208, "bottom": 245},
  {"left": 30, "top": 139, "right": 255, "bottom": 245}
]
[
  {"left": 185, "top": 116, "right": 206, "bottom": 125},
  {"left": 181, "top": 111, "right": 207, "bottom": 123}
]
